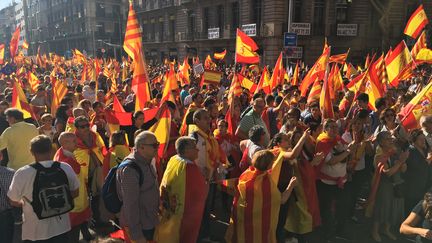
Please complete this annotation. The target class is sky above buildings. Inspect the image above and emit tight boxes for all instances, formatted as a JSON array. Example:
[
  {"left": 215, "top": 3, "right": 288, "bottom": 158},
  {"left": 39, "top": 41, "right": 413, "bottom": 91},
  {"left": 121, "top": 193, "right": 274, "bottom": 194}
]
[{"left": 0, "top": 0, "right": 15, "bottom": 11}]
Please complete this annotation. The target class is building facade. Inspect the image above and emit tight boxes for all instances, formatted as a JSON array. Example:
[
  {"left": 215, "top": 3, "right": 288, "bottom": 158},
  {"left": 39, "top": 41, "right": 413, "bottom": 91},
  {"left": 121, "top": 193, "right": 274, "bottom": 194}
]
[
  {"left": 15, "top": 1, "right": 27, "bottom": 55},
  {"left": 24, "top": 0, "right": 127, "bottom": 58},
  {"left": 135, "top": 0, "right": 432, "bottom": 66},
  {"left": 0, "top": 2, "right": 17, "bottom": 57}
]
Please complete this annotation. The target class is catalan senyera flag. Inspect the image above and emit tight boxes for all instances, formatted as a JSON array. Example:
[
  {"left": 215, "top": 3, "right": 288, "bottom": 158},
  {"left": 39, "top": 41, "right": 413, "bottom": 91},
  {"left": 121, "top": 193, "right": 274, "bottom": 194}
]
[
  {"left": 0, "top": 44, "right": 4, "bottom": 64},
  {"left": 404, "top": 4, "right": 429, "bottom": 39},
  {"left": 300, "top": 46, "right": 330, "bottom": 97},
  {"left": 214, "top": 49, "right": 227, "bottom": 60},
  {"left": 235, "top": 28, "right": 260, "bottom": 64},
  {"left": 51, "top": 77, "right": 68, "bottom": 116},
  {"left": 327, "top": 64, "right": 343, "bottom": 100},
  {"left": 385, "top": 40, "right": 413, "bottom": 87},
  {"left": 238, "top": 73, "right": 257, "bottom": 93},
  {"left": 270, "top": 52, "right": 284, "bottom": 89},
  {"left": 320, "top": 66, "right": 334, "bottom": 119},
  {"left": 329, "top": 48, "right": 349, "bottom": 64},
  {"left": 156, "top": 155, "right": 208, "bottom": 243},
  {"left": 399, "top": 81, "right": 432, "bottom": 130},
  {"left": 255, "top": 66, "right": 272, "bottom": 94},
  {"left": 12, "top": 81, "right": 35, "bottom": 120},
  {"left": 123, "top": 1, "right": 151, "bottom": 111},
  {"left": 307, "top": 79, "right": 321, "bottom": 104},
  {"left": 73, "top": 49, "right": 86, "bottom": 64},
  {"left": 9, "top": 25, "right": 21, "bottom": 59},
  {"left": 36, "top": 46, "right": 46, "bottom": 68},
  {"left": 416, "top": 48, "right": 432, "bottom": 63},
  {"left": 28, "top": 71, "right": 40, "bottom": 93},
  {"left": 411, "top": 30, "right": 427, "bottom": 59},
  {"left": 225, "top": 166, "right": 281, "bottom": 243},
  {"left": 22, "top": 39, "right": 29, "bottom": 50}
]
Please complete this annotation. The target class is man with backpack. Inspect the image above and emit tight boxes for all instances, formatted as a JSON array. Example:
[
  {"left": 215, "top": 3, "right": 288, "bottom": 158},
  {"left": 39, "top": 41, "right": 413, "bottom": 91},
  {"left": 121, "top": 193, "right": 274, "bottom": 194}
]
[
  {"left": 116, "top": 131, "right": 160, "bottom": 243},
  {"left": 7, "top": 135, "right": 79, "bottom": 242}
]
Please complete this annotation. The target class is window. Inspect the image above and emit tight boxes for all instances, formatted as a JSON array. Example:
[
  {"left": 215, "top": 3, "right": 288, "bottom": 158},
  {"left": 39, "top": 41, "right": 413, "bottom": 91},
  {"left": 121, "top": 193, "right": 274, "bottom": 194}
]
[
  {"left": 294, "top": 0, "right": 302, "bottom": 22},
  {"left": 96, "top": 3, "right": 105, "bottom": 17},
  {"left": 218, "top": 5, "right": 224, "bottom": 36},
  {"left": 159, "top": 17, "right": 164, "bottom": 42},
  {"left": 169, "top": 16, "right": 175, "bottom": 41},
  {"left": 335, "top": 0, "right": 349, "bottom": 23},
  {"left": 252, "top": 0, "right": 262, "bottom": 26},
  {"left": 203, "top": 7, "right": 209, "bottom": 35},
  {"left": 188, "top": 10, "right": 195, "bottom": 38},
  {"left": 313, "top": 0, "right": 325, "bottom": 35},
  {"left": 231, "top": 2, "right": 239, "bottom": 30}
]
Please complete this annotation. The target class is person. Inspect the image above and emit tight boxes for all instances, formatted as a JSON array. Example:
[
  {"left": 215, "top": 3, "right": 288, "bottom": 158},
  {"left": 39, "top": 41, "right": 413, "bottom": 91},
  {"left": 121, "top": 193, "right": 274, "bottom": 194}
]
[
  {"left": 82, "top": 81, "right": 96, "bottom": 103},
  {"left": 236, "top": 97, "right": 270, "bottom": 144},
  {"left": 7, "top": 135, "right": 79, "bottom": 242},
  {"left": 303, "top": 101, "right": 322, "bottom": 133},
  {"left": 0, "top": 164, "right": 15, "bottom": 243},
  {"left": 400, "top": 192, "right": 432, "bottom": 243},
  {"left": 0, "top": 108, "right": 39, "bottom": 170},
  {"left": 366, "top": 131, "right": 408, "bottom": 242},
  {"left": 420, "top": 115, "right": 432, "bottom": 150},
  {"left": 156, "top": 137, "right": 208, "bottom": 243},
  {"left": 225, "top": 150, "right": 298, "bottom": 243},
  {"left": 38, "top": 113, "right": 57, "bottom": 142},
  {"left": 54, "top": 132, "right": 92, "bottom": 242},
  {"left": 374, "top": 107, "right": 409, "bottom": 145},
  {"left": 370, "top": 98, "right": 387, "bottom": 133},
  {"left": 117, "top": 131, "right": 160, "bottom": 243},
  {"left": 180, "top": 92, "right": 203, "bottom": 135},
  {"left": 239, "top": 125, "right": 267, "bottom": 171},
  {"left": 403, "top": 129, "right": 432, "bottom": 216},
  {"left": 102, "top": 130, "right": 130, "bottom": 177}
]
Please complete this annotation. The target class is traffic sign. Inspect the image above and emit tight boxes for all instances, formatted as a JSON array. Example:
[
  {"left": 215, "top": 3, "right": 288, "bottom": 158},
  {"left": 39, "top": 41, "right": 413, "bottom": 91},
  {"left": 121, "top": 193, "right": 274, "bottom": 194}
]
[
  {"left": 284, "top": 32, "right": 297, "bottom": 47},
  {"left": 284, "top": 46, "right": 303, "bottom": 59}
]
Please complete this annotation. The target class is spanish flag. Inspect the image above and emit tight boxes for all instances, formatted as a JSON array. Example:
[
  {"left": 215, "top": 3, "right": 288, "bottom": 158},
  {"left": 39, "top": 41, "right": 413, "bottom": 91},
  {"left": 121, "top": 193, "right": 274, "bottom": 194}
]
[
  {"left": 22, "top": 39, "right": 29, "bottom": 50},
  {"left": 307, "top": 79, "right": 321, "bottom": 104},
  {"left": 385, "top": 40, "right": 413, "bottom": 87},
  {"left": 149, "top": 107, "right": 171, "bottom": 159},
  {"left": 202, "top": 69, "right": 222, "bottom": 85},
  {"left": 367, "top": 56, "right": 385, "bottom": 110},
  {"left": 204, "top": 54, "right": 216, "bottom": 69},
  {"left": 328, "top": 64, "right": 344, "bottom": 100},
  {"left": 343, "top": 62, "right": 358, "bottom": 79},
  {"left": 12, "top": 81, "right": 35, "bottom": 120},
  {"left": 270, "top": 52, "right": 284, "bottom": 89},
  {"left": 329, "top": 48, "right": 349, "bottom": 64},
  {"left": 416, "top": 48, "right": 432, "bottom": 64},
  {"left": 235, "top": 28, "right": 260, "bottom": 64},
  {"left": 156, "top": 155, "right": 208, "bottom": 243},
  {"left": 299, "top": 46, "right": 330, "bottom": 97},
  {"left": 51, "top": 76, "right": 68, "bottom": 115},
  {"left": 123, "top": 1, "right": 151, "bottom": 111},
  {"left": 411, "top": 30, "right": 427, "bottom": 59},
  {"left": 0, "top": 44, "right": 4, "bottom": 64},
  {"left": 404, "top": 4, "right": 429, "bottom": 39},
  {"left": 214, "top": 49, "right": 227, "bottom": 60},
  {"left": 399, "top": 81, "right": 432, "bottom": 130},
  {"left": 255, "top": 66, "right": 272, "bottom": 95},
  {"left": 9, "top": 25, "right": 21, "bottom": 59},
  {"left": 320, "top": 66, "right": 334, "bottom": 119},
  {"left": 178, "top": 56, "right": 190, "bottom": 86},
  {"left": 238, "top": 73, "right": 257, "bottom": 93},
  {"left": 225, "top": 166, "right": 281, "bottom": 243},
  {"left": 291, "top": 61, "right": 300, "bottom": 86},
  {"left": 28, "top": 71, "right": 40, "bottom": 93}
]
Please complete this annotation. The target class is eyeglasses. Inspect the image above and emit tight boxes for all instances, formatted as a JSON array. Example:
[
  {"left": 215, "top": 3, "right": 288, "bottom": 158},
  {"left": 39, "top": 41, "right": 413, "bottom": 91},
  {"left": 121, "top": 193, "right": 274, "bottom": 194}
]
[
  {"left": 76, "top": 123, "right": 90, "bottom": 129},
  {"left": 142, "top": 142, "right": 160, "bottom": 149}
]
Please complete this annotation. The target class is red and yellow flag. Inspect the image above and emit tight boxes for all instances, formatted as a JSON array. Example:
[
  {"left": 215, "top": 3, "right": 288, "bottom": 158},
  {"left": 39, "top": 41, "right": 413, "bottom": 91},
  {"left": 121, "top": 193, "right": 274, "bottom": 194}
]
[
  {"left": 238, "top": 73, "right": 257, "bottom": 93},
  {"left": 255, "top": 66, "right": 271, "bottom": 94},
  {"left": 156, "top": 155, "right": 208, "bottom": 243},
  {"left": 307, "top": 79, "right": 321, "bottom": 104},
  {"left": 12, "top": 81, "right": 35, "bottom": 120},
  {"left": 291, "top": 61, "right": 300, "bottom": 86},
  {"left": 0, "top": 44, "right": 4, "bottom": 64},
  {"left": 214, "top": 49, "right": 227, "bottom": 60},
  {"left": 9, "top": 25, "right": 21, "bottom": 59},
  {"left": 300, "top": 46, "right": 330, "bottom": 97},
  {"left": 235, "top": 28, "right": 260, "bottom": 64},
  {"left": 204, "top": 54, "right": 216, "bottom": 69},
  {"left": 51, "top": 76, "right": 68, "bottom": 116},
  {"left": 149, "top": 107, "right": 171, "bottom": 159},
  {"left": 329, "top": 48, "right": 349, "bottom": 64},
  {"left": 328, "top": 64, "right": 344, "bottom": 100},
  {"left": 416, "top": 48, "right": 432, "bottom": 64},
  {"left": 28, "top": 71, "right": 40, "bottom": 93},
  {"left": 320, "top": 68, "right": 334, "bottom": 119},
  {"left": 178, "top": 56, "right": 190, "bottom": 86},
  {"left": 202, "top": 70, "right": 222, "bottom": 86},
  {"left": 404, "top": 4, "right": 429, "bottom": 39},
  {"left": 411, "top": 30, "right": 427, "bottom": 59},
  {"left": 399, "top": 81, "right": 432, "bottom": 130},
  {"left": 225, "top": 167, "right": 281, "bottom": 243},
  {"left": 22, "top": 39, "right": 29, "bottom": 50},
  {"left": 123, "top": 1, "right": 151, "bottom": 111},
  {"left": 343, "top": 62, "right": 358, "bottom": 79},
  {"left": 385, "top": 40, "right": 413, "bottom": 87},
  {"left": 270, "top": 52, "right": 284, "bottom": 89}
]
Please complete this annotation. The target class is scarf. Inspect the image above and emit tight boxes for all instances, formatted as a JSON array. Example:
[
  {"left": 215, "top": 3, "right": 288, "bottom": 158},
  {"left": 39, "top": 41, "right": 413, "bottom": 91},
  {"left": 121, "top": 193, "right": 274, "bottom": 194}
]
[{"left": 189, "top": 124, "right": 222, "bottom": 175}]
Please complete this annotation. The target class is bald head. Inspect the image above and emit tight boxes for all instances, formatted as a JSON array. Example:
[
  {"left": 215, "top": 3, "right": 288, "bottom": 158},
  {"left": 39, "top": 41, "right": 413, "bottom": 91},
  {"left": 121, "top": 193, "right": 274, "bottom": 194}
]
[
  {"left": 73, "top": 108, "right": 86, "bottom": 118},
  {"left": 58, "top": 132, "right": 77, "bottom": 152}
]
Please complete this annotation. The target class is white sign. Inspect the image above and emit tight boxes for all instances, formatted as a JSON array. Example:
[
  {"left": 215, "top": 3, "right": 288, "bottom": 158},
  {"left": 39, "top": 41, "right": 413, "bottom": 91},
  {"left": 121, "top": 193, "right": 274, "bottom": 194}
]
[
  {"left": 241, "top": 24, "right": 257, "bottom": 36},
  {"left": 337, "top": 24, "right": 358, "bottom": 36},
  {"left": 208, "top": 28, "right": 220, "bottom": 39},
  {"left": 193, "top": 63, "right": 204, "bottom": 75},
  {"left": 285, "top": 46, "right": 303, "bottom": 59},
  {"left": 290, "top": 23, "right": 311, "bottom": 36}
]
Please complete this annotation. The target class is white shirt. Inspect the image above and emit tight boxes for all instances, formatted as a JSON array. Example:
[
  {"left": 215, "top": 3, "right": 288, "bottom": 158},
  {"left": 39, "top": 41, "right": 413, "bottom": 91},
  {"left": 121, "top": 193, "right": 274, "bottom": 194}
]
[
  {"left": 7, "top": 161, "right": 79, "bottom": 241},
  {"left": 341, "top": 132, "right": 365, "bottom": 171},
  {"left": 82, "top": 85, "right": 95, "bottom": 103},
  {"left": 183, "top": 95, "right": 193, "bottom": 107},
  {"left": 320, "top": 143, "right": 347, "bottom": 185},
  {"left": 194, "top": 132, "right": 208, "bottom": 177}
]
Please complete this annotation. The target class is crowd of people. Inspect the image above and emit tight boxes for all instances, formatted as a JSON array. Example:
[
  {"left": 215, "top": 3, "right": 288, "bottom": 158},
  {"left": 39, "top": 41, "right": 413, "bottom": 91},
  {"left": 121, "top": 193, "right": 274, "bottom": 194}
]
[{"left": 1, "top": 53, "right": 432, "bottom": 243}]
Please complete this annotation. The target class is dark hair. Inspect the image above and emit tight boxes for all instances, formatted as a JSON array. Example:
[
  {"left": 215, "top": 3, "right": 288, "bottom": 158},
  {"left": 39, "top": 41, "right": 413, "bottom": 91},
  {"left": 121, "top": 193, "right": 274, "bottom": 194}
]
[
  {"left": 379, "top": 108, "right": 396, "bottom": 123},
  {"left": 423, "top": 192, "right": 432, "bottom": 221},
  {"left": 30, "top": 135, "right": 52, "bottom": 154},
  {"left": 268, "top": 133, "right": 285, "bottom": 149},
  {"left": 375, "top": 97, "right": 386, "bottom": 110},
  {"left": 5, "top": 108, "right": 23, "bottom": 121},
  {"left": 252, "top": 93, "right": 263, "bottom": 101},
  {"left": 357, "top": 93, "right": 369, "bottom": 103},
  {"left": 249, "top": 125, "right": 266, "bottom": 144},
  {"left": 203, "top": 98, "right": 216, "bottom": 108},
  {"left": 309, "top": 101, "right": 319, "bottom": 109},
  {"left": 110, "top": 130, "right": 126, "bottom": 147},
  {"left": 55, "top": 104, "right": 69, "bottom": 122},
  {"left": 92, "top": 101, "right": 103, "bottom": 110},
  {"left": 192, "top": 93, "right": 202, "bottom": 102},
  {"left": 410, "top": 128, "right": 424, "bottom": 144},
  {"left": 265, "top": 94, "right": 275, "bottom": 105}
]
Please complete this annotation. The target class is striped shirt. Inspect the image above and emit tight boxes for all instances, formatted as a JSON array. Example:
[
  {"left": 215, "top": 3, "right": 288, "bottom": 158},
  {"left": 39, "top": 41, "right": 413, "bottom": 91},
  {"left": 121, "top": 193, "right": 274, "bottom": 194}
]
[
  {"left": 238, "top": 109, "right": 270, "bottom": 144},
  {"left": 0, "top": 166, "right": 14, "bottom": 211}
]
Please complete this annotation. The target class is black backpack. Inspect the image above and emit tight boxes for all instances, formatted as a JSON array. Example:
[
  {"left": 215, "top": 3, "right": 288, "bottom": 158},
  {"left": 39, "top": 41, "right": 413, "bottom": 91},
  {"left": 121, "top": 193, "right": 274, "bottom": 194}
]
[
  {"left": 102, "top": 159, "right": 143, "bottom": 214},
  {"left": 30, "top": 162, "right": 74, "bottom": 219}
]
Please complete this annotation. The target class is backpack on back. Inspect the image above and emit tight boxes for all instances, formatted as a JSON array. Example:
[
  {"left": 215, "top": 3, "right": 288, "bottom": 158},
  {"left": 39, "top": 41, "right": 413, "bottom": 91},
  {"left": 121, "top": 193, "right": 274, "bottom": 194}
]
[
  {"left": 30, "top": 162, "right": 74, "bottom": 219},
  {"left": 102, "top": 159, "right": 143, "bottom": 214}
]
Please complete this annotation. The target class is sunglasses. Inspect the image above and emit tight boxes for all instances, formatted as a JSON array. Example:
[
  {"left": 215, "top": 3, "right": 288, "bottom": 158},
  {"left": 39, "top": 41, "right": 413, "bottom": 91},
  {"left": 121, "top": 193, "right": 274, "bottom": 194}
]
[
  {"left": 76, "top": 123, "right": 90, "bottom": 129},
  {"left": 142, "top": 142, "right": 160, "bottom": 149}
]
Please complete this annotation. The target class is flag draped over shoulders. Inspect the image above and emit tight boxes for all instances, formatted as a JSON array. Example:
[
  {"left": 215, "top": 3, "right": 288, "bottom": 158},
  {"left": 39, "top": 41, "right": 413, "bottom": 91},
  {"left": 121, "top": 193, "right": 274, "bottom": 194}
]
[{"left": 156, "top": 155, "right": 208, "bottom": 243}]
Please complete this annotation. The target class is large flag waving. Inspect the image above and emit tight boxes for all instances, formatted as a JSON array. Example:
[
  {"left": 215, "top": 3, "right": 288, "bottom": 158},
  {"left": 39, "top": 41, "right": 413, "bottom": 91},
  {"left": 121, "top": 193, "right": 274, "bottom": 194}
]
[
  {"left": 385, "top": 41, "right": 413, "bottom": 87},
  {"left": 411, "top": 31, "right": 427, "bottom": 59},
  {"left": 214, "top": 49, "right": 227, "bottom": 60},
  {"left": 10, "top": 25, "right": 21, "bottom": 59},
  {"left": 399, "top": 81, "right": 432, "bottom": 130},
  {"left": 123, "top": 1, "right": 151, "bottom": 111},
  {"left": 235, "top": 28, "right": 260, "bottom": 64},
  {"left": 270, "top": 52, "right": 284, "bottom": 89},
  {"left": 404, "top": 4, "right": 429, "bottom": 39},
  {"left": 300, "top": 46, "right": 330, "bottom": 96}
]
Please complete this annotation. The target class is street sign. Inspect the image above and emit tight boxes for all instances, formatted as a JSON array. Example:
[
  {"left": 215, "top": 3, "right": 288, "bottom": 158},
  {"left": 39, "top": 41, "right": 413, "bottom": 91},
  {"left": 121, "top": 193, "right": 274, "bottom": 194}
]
[
  {"left": 241, "top": 24, "right": 257, "bottom": 36},
  {"left": 285, "top": 46, "right": 303, "bottom": 59},
  {"left": 290, "top": 23, "right": 311, "bottom": 36},
  {"left": 337, "top": 24, "right": 358, "bottom": 36},
  {"left": 284, "top": 32, "right": 297, "bottom": 47},
  {"left": 208, "top": 28, "right": 220, "bottom": 39}
]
